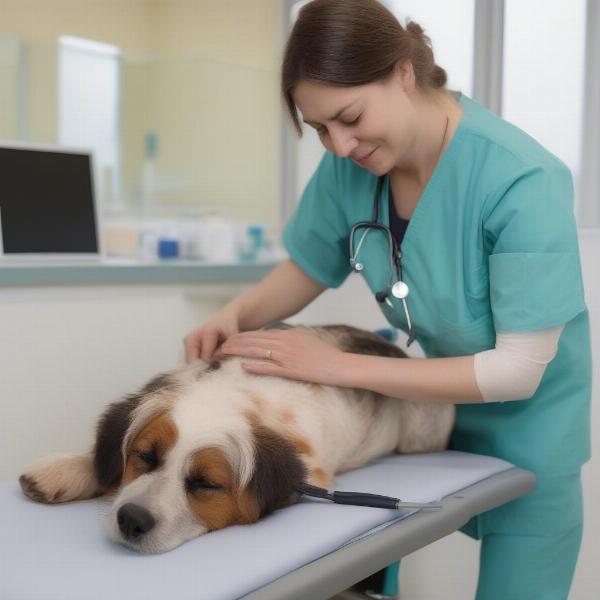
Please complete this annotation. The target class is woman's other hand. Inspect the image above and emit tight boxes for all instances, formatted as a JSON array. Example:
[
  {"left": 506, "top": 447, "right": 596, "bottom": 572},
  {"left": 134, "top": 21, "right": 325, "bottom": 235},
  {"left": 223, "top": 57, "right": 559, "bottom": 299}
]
[
  {"left": 183, "top": 308, "right": 240, "bottom": 363},
  {"left": 183, "top": 259, "right": 327, "bottom": 364}
]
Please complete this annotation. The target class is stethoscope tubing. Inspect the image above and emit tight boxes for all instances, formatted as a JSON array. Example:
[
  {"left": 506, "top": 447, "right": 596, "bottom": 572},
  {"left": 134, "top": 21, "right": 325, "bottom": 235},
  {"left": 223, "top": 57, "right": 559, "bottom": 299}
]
[
  {"left": 348, "top": 175, "right": 416, "bottom": 346},
  {"left": 296, "top": 483, "right": 442, "bottom": 511}
]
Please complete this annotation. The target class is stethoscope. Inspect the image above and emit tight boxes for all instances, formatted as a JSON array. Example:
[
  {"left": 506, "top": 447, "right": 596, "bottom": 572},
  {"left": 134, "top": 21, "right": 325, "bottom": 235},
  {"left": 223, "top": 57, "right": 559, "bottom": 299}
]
[
  {"left": 349, "top": 175, "right": 416, "bottom": 346},
  {"left": 296, "top": 482, "right": 441, "bottom": 511}
]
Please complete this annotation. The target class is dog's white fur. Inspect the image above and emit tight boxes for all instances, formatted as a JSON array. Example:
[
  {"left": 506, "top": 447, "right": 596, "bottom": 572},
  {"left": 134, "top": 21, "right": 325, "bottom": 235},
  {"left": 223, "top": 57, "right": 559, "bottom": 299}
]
[{"left": 19, "top": 325, "right": 455, "bottom": 553}]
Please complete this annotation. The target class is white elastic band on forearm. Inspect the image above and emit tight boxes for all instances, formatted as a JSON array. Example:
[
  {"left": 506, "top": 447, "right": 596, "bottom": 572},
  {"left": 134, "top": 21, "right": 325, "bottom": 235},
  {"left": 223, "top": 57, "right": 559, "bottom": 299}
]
[{"left": 474, "top": 325, "right": 564, "bottom": 402}]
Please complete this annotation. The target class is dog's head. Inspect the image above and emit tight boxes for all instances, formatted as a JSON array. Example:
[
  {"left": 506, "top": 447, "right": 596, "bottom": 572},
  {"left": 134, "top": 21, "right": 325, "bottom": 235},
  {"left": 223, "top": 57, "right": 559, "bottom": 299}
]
[{"left": 98, "top": 361, "right": 306, "bottom": 553}]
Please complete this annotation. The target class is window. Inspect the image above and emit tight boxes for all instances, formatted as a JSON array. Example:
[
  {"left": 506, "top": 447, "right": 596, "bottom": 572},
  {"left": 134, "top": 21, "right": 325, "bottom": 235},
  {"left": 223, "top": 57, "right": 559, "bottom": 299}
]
[
  {"left": 58, "top": 36, "right": 121, "bottom": 210},
  {"left": 384, "top": 0, "right": 475, "bottom": 96},
  {"left": 502, "top": 0, "right": 586, "bottom": 203}
]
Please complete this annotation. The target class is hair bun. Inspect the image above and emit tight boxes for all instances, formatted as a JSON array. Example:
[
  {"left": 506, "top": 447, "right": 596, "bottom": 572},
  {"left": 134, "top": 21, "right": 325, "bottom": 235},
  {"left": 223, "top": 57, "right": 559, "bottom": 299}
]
[
  {"left": 406, "top": 21, "right": 425, "bottom": 37},
  {"left": 431, "top": 65, "right": 448, "bottom": 88}
]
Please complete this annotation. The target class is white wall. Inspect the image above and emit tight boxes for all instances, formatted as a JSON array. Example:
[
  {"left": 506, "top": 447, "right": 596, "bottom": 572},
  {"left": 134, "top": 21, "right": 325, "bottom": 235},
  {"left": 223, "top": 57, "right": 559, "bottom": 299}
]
[{"left": 0, "top": 283, "right": 251, "bottom": 478}]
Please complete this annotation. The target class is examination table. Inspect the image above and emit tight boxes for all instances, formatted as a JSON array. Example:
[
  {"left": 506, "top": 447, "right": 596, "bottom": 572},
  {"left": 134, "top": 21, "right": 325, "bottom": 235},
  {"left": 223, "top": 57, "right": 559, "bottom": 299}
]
[{"left": 0, "top": 451, "right": 534, "bottom": 600}]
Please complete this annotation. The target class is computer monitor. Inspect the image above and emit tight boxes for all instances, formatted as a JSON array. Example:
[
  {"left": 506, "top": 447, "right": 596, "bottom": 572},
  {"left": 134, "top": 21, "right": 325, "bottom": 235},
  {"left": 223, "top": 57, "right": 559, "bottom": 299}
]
[{"left": 0, "top": 141, "right": 102, "bottom": 260}]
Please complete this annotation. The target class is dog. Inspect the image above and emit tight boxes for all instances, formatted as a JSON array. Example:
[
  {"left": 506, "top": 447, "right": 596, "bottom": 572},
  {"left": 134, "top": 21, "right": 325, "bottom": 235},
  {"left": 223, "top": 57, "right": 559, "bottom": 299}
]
[{"left": 19, "top": 324, "right": 455, "bottom": 554}]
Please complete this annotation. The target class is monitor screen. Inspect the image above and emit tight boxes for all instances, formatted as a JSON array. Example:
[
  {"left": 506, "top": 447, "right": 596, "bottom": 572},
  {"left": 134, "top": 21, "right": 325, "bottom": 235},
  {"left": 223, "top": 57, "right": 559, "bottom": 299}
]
[{"left": 0, "top": 145, "right": 98, "bottom": 254}]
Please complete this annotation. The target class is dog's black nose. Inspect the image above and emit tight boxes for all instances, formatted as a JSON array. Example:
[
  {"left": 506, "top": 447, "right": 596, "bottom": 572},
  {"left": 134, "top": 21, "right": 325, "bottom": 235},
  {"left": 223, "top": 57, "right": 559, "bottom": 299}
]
[{"left": 117, "top": 503, "right": 156, "bottom": 540}]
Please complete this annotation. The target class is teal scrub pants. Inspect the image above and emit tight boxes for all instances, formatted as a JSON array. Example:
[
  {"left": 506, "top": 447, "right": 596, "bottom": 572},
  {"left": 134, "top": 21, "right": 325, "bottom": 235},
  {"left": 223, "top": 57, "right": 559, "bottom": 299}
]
[
  {"left": 475, "top": 523, "right": 583, "bottom": 600},
  {"left": 464, "top": 471, "right": 584, "bottom": 600}
]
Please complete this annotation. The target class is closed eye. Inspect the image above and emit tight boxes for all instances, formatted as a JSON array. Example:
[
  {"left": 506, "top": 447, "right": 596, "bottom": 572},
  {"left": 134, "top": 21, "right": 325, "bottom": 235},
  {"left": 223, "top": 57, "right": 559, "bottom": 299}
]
[
  {"left": 342, "top": 114, "right": 361, "bottom": 126},
  {"left": 314, "top": 114, "right": 361, "bottom": 137},
  {"left": 137, "top": 450, "right": 159, "bottom": 471},
  {"left": 185, "top": 476, "right": 223, "bottom": 493}
]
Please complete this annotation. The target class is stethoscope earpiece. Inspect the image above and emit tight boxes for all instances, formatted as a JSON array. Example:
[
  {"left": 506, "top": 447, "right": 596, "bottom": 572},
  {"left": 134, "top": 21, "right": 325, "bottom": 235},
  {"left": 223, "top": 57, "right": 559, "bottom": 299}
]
[{"left": 349, "top": 258, "right": 364, "bottom": 271}]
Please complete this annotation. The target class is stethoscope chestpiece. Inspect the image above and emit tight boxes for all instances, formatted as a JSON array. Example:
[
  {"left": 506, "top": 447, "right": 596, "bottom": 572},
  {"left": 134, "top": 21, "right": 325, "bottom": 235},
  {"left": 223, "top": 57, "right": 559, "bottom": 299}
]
[{"left": 391, "top": 281, "right": 409, "bottom": 299}]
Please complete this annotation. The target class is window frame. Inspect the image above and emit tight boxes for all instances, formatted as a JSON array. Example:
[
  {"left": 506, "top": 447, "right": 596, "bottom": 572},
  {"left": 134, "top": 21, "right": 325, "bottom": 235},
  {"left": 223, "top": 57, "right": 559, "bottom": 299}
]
[{"left": 579, "top": 0, "right": 600, "bottom": 227}]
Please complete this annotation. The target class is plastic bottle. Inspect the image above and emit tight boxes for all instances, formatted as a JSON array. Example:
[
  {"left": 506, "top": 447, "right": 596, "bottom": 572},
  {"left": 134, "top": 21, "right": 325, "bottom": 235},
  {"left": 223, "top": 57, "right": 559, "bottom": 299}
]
[{"left": 139, "top": 132, "right": 157, "bottom": 211}]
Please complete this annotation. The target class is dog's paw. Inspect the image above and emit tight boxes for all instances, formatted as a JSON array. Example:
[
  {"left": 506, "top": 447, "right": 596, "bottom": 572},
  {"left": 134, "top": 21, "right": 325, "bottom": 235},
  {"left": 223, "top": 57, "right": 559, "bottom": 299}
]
[
  {"left": 19, "top": 453, "right": 99, "bottom": 504},
  {"left": 19, "top": 473, "right": 65, "bottom": 504}
]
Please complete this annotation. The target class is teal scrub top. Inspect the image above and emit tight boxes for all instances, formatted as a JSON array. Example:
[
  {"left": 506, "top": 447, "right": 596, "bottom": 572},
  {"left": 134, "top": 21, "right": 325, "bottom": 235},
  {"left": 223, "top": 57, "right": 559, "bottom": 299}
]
[{"left": 283, "top": 93, "right": 591, "bottom": 480}]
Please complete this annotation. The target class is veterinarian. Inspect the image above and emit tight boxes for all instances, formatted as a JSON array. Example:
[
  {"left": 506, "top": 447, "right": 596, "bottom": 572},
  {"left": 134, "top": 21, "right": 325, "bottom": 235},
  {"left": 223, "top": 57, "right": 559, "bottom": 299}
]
[{"left": 184, "top": 1, "right": 591, "bottom": 598}]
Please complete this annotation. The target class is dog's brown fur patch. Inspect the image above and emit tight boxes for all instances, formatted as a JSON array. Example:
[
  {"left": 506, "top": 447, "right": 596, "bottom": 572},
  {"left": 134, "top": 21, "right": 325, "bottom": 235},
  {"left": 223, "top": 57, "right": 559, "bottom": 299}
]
[
  {"left": 289, "top": 435, "right": 314, "bottom": 457},
  {"left": 318, "top": 325, "right": 408, "bottom": 358},
  {"left": 279, "top": 407, "right": 296, "bottom": 425},
  {"left": 122, "top": 413, "right": 178, "bottom": 484},
  {"left": 248, "top": 391, "right": 265, "bottom": 412},
  {"left": 311, "top": 467, "right": 331, "bottom": 488},
  {"left": 186, "top": 448, "right": 255, "bottom": 530}
]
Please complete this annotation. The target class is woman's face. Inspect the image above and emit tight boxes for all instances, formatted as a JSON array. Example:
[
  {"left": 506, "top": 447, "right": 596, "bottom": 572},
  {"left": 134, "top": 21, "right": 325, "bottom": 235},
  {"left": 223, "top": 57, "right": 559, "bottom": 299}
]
[{"left": 293, "top": 66, "right": 418, "bottom": 175}]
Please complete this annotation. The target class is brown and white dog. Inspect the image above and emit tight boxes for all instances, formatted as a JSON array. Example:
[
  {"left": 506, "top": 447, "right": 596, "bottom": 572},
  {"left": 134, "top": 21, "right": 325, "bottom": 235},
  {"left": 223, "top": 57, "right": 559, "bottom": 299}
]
[{"left": 19, "top": 325, "right": 455, "bottom": 554}]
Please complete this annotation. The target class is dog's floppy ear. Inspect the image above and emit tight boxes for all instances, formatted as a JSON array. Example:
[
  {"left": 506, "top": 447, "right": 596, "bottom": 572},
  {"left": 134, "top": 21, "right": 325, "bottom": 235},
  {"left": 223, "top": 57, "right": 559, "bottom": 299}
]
[
  {"left": 93, "top": 395, "right": 144, "bottom": 490},
  {"left": 247, "top": 425, "right": 307, "bottom": 517},
  {"left": 93, "top": 372, "right": 175, "bottom": 490}
]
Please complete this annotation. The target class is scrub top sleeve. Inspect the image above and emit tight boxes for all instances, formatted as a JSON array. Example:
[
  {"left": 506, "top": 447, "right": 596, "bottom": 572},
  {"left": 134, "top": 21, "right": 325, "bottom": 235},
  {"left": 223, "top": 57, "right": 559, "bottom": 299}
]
[
  {"left": 283, "top": 152, "right": 352, "bottom": 288},
  {"left": 483, "top": 164, "right": 586, "bottom": 333}
]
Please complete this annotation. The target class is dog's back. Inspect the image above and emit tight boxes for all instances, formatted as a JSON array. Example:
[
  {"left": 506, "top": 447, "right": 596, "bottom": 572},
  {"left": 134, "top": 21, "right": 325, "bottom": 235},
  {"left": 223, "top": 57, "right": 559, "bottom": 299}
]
[{"left": 201, "top": 324, "right": 454, "bottom": 477}]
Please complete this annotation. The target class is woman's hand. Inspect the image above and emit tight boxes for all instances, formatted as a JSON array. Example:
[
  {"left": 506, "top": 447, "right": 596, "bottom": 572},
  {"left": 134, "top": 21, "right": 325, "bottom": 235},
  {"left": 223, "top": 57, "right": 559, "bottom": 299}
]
[
  {"left": 215, "top": 328, "right": 348, "bottom": 386},
  {"left": 183, "top": 308, "right": 241, "bottom": 363}
]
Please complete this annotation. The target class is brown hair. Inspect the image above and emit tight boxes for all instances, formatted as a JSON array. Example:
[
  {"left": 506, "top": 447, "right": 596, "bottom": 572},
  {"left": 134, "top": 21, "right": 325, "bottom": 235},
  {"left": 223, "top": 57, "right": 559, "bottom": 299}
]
[{"left": 281, "top": 0, "right": 447, "bottom": 135}]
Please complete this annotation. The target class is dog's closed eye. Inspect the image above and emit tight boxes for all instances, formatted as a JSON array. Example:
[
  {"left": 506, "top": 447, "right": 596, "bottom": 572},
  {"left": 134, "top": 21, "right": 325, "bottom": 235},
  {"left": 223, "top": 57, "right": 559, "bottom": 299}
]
[
  {"left": 185, "top": 476, "right": 223, "bottom": 493},
  {"left": 137, "top": 451, "right": 159, "bottom": 471}
]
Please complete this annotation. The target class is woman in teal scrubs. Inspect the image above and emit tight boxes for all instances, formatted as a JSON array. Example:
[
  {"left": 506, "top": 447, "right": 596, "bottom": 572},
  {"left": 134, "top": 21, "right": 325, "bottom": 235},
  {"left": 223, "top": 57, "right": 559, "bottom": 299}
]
[{"left": 184, "top": 1, "right": 590, "bottom": 598}]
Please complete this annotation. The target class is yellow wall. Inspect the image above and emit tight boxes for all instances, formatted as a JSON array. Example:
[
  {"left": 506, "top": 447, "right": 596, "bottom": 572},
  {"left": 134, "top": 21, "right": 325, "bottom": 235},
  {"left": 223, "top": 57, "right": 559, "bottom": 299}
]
[
  {"left": 149, "top": 0, "right": 279, "bottom": 69},
  {"left": 0, "top": 0, "right": 282, "bottom": 223},
  {"left": 0, "top": 37, "right": 20, "bottom": 139},
  {"left": 132, "top": 0, "right": 281, "bottom": 222},
  {"left": 0, "top": 0, "right": 153, "bottom": 53}
]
